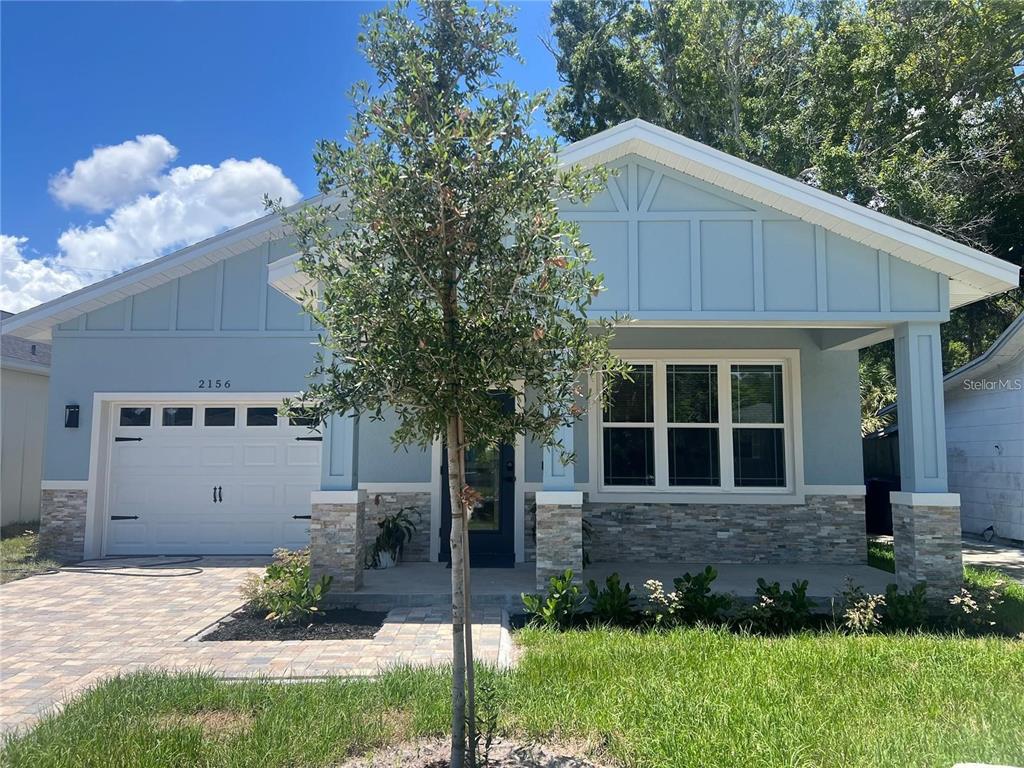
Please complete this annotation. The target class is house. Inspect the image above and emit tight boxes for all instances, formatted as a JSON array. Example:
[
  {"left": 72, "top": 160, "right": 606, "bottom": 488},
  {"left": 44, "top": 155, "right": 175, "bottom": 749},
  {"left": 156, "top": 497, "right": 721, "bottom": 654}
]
[
  {"left": 943, "top": 314, "right": 1024, "bottom": 543},
  {"left": 3, "top": 120, "right": 1018, "bottom": 597},
  {"left": 1, "top": 311, "right": 50, "bottom": 527}
]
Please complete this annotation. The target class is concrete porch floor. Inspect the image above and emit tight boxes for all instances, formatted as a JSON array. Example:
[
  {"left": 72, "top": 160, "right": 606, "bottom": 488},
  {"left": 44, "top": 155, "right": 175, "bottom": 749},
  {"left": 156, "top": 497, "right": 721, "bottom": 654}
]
[{"left": 350, "top": 560, "right": 892, "bottom": 608}]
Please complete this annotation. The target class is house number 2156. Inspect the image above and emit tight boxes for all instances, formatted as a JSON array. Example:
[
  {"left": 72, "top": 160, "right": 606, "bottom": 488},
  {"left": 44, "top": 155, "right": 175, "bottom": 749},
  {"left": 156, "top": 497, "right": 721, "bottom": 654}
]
[{"left": 197, "top": 379, "right": 231, "bottom": 389}]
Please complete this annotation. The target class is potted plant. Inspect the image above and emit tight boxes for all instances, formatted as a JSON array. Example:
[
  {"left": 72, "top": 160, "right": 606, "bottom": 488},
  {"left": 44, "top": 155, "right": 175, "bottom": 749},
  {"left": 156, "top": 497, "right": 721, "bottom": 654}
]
[{"left": 369, "top": 507, "right": 419, "bottom": 568}]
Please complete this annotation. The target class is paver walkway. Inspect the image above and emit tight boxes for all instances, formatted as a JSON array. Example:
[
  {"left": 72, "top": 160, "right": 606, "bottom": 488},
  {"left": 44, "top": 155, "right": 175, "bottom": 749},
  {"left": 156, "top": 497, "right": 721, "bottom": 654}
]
[{"left": 0, "top": 557, "right": 511, "bottom": 735}]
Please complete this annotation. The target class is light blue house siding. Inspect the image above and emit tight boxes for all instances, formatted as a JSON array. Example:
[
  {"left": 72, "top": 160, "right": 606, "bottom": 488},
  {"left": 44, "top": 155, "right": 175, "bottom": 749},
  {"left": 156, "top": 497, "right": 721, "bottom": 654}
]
[
  {"left": 38, "top": 153, "right": 953, "bottom": 568},
  {"left": 567, "top": 156, "right": 947, "bottom": 322}
]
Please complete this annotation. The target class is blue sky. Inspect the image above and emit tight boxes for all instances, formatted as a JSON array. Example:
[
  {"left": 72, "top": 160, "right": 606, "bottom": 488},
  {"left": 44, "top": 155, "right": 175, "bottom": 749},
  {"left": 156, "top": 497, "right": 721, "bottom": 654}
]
[{"left": 0, "top": 1, "right": 558, "bottom": 311}]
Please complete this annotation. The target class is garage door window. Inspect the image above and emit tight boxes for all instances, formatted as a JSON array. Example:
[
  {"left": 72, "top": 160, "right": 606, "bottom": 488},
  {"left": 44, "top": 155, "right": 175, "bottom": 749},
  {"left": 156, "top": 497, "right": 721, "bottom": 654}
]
[
  {"left": 162, "top": 407, "right": 193, "bottom": 426},
  {"left": 204, "top": 407, "right": 235, "bottom": 427},
  {"left": 119, "top": 407, "right": 151, "bottom": 427},
  {"left": 246, "top": 407, "right": 278, "bottom": 426}
]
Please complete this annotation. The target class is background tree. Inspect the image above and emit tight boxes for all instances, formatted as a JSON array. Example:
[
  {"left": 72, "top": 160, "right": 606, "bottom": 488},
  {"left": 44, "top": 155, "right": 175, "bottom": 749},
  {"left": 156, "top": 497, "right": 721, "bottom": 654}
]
[
  {"left": 280, "top": 2, "right": 623, "bottom": 764},
  {"left": 549, "top": 0, "right": 1024, "bottom": 428}
]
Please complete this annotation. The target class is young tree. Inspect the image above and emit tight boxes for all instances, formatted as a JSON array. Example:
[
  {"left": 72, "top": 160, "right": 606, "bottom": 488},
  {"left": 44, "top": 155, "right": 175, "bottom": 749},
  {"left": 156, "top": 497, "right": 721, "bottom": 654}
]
[{"left": 279, "top": 2, "right": 623, "bottom": 764}]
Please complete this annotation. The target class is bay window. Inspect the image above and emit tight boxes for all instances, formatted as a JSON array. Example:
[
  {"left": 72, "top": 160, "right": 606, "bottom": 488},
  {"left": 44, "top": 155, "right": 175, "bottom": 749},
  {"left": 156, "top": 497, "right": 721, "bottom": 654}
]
[{"left": 600, "top": 355, "right": 794, "bottom": 492}]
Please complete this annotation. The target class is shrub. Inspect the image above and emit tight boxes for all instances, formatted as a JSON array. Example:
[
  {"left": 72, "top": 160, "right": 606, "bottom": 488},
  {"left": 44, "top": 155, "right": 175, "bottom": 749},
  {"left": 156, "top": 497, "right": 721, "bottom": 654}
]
[
  {"left": 742, "top": 578, "right": 815, "bottom": 634},
  {"left": 586, "top": 572, "right": 635, "bottom": 625},
  {"left": 367, "top": 507, "right": 419, "bottom": 567},
  {"left": 644, "top": 566, "right": 732, "bottom": 627},
  {"left": 240, "top": 548, "right": 332, "bottom": 624},
  {"left": 521, "top": 569, "right": 586, "bottom": 629},
  {"left": 837, "top": 579, "right": 885, "bottom": 634},
  {"left": 948, "top": 582, "right": 1004, "bottom": 633},
  {"left": 882, "top": 582, "right": 929, "bottom": 630}
]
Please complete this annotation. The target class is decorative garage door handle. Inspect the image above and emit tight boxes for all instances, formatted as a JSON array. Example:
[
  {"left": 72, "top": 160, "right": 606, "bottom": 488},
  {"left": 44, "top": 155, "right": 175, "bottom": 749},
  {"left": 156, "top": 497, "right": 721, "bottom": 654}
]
[{"left": 213, "top": 486, "right": 223, "bottom": 503}]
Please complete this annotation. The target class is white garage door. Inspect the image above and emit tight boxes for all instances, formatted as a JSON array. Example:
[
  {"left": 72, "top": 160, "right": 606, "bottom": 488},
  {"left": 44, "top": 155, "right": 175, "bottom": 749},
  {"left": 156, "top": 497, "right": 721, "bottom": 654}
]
[{"left": 105, "top": 401, "right": 321, "bottom": 555}]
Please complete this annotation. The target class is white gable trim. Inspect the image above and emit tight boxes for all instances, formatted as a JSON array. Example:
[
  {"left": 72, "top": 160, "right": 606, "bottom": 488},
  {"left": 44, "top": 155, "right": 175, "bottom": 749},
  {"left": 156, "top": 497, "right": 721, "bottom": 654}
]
[{"left": 560, "top": 119, "right": 1018, "bottom": 309}]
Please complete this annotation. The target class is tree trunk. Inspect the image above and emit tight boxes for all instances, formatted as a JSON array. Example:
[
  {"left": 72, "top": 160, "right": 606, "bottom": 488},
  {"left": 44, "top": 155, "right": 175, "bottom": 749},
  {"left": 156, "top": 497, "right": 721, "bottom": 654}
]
[
  {"left": 447, "top": 415, "right": 468, "bottom": 768},
  {"left": 459, "top": 420, "right": 477, "bottom": 768}
]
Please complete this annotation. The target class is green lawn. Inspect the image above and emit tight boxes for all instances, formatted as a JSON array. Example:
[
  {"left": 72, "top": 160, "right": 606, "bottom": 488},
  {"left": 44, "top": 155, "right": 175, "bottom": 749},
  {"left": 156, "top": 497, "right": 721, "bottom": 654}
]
[
  {"left": 0, "top": 524, "right": 60, "bottom": 584},
  {"left": 868, "top": 536, "right": 1024, "bottom": 634},
  {"left": 4, "top": 629, "right": 1023, "bottom": 768}
]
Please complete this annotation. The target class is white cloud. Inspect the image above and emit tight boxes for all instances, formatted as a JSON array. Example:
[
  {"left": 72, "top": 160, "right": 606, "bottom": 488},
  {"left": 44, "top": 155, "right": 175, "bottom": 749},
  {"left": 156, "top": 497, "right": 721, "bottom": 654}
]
[
  {"left": 0, "top": 236, "right": 87, "bottom": 313},
  {"left": 57, "top": 157, "right": 301, "bottom": 273},
  {"left": 49, "top": 134, "right": 178, "bottom": 213},
  {"left": 2, "top": 137, "right": 302, "bottom": 314}
]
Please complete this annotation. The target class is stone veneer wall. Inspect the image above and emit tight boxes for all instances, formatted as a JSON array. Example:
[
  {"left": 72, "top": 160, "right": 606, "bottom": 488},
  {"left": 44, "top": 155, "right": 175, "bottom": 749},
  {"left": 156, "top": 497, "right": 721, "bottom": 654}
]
[
  {"left": 38, "top": 489, "right": 88, "bottom": 562},
  {"left": 583, "top": 494, "right": 866, "bottom": 564},
  {"left": 363, "top": 491, "right": 432, "bottom": 563},
  {"left": 892, "top": 502, "right": 963, "bottom": 598},
  {"left": 311, "top": 499, "right": 365, "bottom": 592},
  {"left": 535, "top": 500, "right": 583, "bottom": 588}
]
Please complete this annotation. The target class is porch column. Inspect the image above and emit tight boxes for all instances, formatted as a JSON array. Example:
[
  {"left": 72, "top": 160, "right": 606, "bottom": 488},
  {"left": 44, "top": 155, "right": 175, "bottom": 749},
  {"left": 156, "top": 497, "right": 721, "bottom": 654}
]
[
  {"left": 536, "top": 421, "right": 583, "bottom": 589},
  {"left": 891, "top": 322, "right": 962, "bottom": 597},
  {"left": 310, "top": 411, "right": 365, "bottom": 592}
]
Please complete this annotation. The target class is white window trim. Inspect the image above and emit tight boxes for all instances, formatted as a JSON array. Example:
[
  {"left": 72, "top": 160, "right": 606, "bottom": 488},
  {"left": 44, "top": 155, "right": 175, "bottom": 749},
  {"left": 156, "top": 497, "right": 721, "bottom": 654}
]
[{"left": 589, "top": 349, "right": 803, "bottom": 500}]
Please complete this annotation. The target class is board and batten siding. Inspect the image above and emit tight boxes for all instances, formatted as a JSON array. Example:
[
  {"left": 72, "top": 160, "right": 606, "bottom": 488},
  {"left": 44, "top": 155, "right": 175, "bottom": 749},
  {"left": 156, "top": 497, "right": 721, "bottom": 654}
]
[
  {"left": 46, "top": 237, "right": 431, "bottom": 487},
  {"left": 945, "top": 354, "right": 1024, "bottom": 541},
  {"left": 562, "top": 155, "right": 948, "bottom": 321}
]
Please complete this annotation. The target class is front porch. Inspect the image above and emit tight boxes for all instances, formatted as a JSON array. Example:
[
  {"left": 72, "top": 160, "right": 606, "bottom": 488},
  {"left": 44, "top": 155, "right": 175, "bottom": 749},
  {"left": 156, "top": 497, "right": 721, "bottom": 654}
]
[{"left": 337, "top": 559, "right": 892, "bottom": 610}]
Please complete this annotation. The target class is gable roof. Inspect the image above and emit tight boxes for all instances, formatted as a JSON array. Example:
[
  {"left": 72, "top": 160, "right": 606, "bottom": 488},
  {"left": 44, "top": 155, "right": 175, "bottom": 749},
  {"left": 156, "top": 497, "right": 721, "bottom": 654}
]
[
  {"left": 4, "top": 119, "right": 1018, "bottom": 341},
  {"left": 560, "top": 119, "right": 1019, "bottom": 309},
  {"left": 1, "top": 195, "right": 328, "bottom": 342},
  {"left": 943, "top": 312, "right": 1024, "bottom": 391}
]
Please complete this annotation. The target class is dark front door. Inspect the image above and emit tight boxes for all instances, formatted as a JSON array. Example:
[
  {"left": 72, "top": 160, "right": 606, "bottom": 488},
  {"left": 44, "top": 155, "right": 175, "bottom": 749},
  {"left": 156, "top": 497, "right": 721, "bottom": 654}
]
[{"left": 440, "top": 396, "right": 516, "bottom": 568}]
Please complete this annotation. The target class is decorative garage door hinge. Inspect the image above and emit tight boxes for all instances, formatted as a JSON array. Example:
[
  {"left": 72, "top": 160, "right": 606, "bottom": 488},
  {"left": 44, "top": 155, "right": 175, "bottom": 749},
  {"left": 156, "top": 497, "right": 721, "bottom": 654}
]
[
  {"left": 114, "top": 437, "right": 143, "bottom": 442},
  {"left": 110, "top": 515, "right": 139, "bottom": 520}
]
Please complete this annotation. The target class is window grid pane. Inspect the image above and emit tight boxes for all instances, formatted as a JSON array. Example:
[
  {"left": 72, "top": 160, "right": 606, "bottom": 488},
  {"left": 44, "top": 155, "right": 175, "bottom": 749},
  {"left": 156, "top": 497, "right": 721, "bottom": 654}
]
[
  {"left": 731, "top": 364, "right": 784, "bottom": 424},
  {"left": 246, "top": 407, "right": 278, "bottom": 427},
  {"left": 119, "top": 407, "right": 151, "bottom": 427},
  {"left": 602, "top": 427, "right": 655, "bottom": 486},
  {"left": 667, "top": 364, "right": 717, "bottom": 424},
  {"left": 604, "top": 365, "right": 654, "bottom": 423},
  {"left": 668, "top": 427, "right": 720, "bottom": 486},
  {"left": 162, "top": 407, "right": 193, "bottom": 427},
  {"left": 204, "top": 407, "right": 235, "bottom": 427},
  {"left": 733, "top": 427, "right": 786, "bottom": 487}
]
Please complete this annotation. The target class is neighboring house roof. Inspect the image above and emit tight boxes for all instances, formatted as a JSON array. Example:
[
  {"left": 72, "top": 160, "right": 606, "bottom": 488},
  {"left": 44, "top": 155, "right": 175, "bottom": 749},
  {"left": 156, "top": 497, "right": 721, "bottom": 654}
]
[
  {"left": 943, "top": 312, "right": 1024, "bottom": 391},
  {"left": 3, "top": 119, "right": 1019, "bottom": 342},
  {"left": 1, "top": 311, "right": 51, "bottom": 375}
]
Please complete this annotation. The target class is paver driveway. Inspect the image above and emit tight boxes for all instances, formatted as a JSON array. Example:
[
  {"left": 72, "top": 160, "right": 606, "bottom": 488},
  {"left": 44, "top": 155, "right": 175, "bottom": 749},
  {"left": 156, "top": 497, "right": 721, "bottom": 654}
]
[{"left": 0, "top": 557, "right": 510, "bottom": 735}]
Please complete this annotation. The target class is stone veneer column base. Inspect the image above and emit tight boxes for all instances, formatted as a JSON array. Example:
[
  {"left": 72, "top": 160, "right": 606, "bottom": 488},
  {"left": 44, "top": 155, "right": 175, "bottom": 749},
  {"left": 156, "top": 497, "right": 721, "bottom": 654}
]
[
  {"left": 310, "top": 490, "right": 366, "bottom": 593},
  {"left": 534, "top": 491, "right": 583, "bottom": 590},
  {"left": 39, "top": 489, "right": 88, "bottom": 563},
  {"left": 891, "top": 492, "right": 963, "bottom": 600}
]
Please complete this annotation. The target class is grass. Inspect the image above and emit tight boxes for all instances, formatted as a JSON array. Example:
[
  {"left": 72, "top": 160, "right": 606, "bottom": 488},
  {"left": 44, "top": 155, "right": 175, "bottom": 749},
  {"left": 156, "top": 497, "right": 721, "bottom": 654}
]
[
  {"left": 0, "top": 524, "right": 60, "bottom": 584},
  {"left": 867, "top": 536, "right": 1024, "bottom": 634},
  {"left": 2, "top": 629, "right": 1022, "bottom": 768}
]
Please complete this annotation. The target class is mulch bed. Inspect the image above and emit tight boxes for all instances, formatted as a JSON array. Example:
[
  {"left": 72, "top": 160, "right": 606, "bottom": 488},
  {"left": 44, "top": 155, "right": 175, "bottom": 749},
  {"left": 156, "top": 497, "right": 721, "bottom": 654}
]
[
  {"left": 337, "top": 738, "right": 612, "bottom": 768},
  {"left": 200, "top": 604, "right": 387, "bottom": 641}
]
